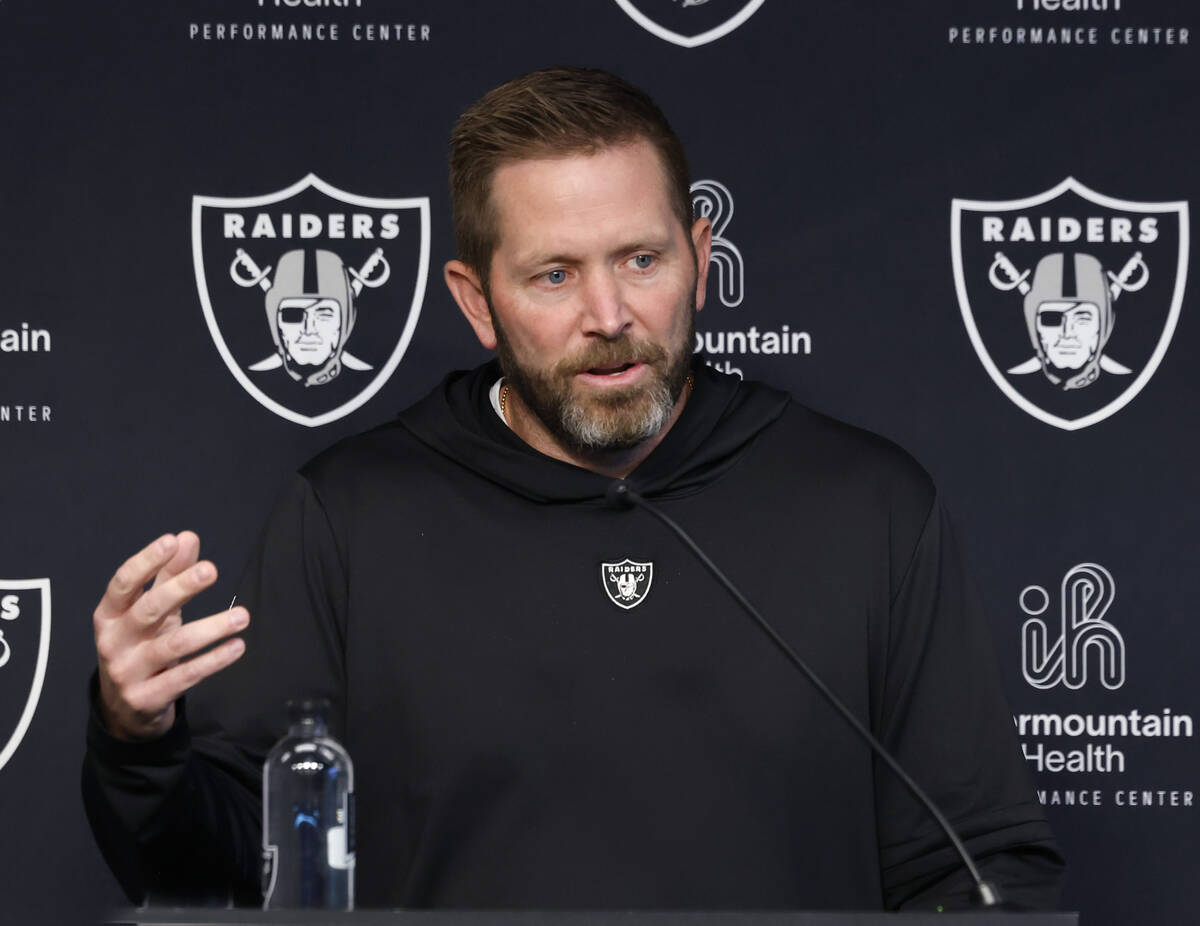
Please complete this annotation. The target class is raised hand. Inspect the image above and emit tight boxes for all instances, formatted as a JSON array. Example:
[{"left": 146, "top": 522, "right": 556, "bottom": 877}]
[{"left": 93, "top": 532, "right": 249, "bottom": 741}]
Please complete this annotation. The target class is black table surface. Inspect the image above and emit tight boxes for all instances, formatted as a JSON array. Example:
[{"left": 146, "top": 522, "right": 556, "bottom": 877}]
[{"left": 104, "top": 908, "right": 1080, "bottom": 926}]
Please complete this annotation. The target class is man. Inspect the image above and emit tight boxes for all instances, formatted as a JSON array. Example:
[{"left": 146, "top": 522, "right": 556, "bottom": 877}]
[{"left": 84, "top": 67, "right": 1063, "bottom": 910}]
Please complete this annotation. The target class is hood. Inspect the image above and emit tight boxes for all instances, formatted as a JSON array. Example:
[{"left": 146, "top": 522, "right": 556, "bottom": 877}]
[{"left": 397, "top": 360, "right": 790, "bottom": 505}]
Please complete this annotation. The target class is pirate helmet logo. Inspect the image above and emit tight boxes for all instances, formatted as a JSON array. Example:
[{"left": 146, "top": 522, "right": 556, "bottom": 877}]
[
  {"left": 952, "top": 178, "right": 1187, "bottom": 430},
  {"left": 1023, "top": 253, "right": 1118, "bottom": 390},
  {"left": 194, "top": 174, "right": 429, "bottom": 427},
  {"left": 601, "top": 559, "right": 654, "bottom": 610},
  {"left": 262, "top": 249, "right": 356, "bottom": 385}
]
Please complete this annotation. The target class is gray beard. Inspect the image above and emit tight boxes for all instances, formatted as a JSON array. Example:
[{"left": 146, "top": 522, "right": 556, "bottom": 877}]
[
  {"left": 555, "top": 376, "right": 677, "bottom": 452},
  {"left": 491, "top": 304, "right": 694, "bottom": 456}
]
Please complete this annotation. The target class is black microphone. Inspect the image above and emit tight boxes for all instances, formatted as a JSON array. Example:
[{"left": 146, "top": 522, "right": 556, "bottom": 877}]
[{"left": 606, "top": 479, "right": 1002, "bottom": 909}]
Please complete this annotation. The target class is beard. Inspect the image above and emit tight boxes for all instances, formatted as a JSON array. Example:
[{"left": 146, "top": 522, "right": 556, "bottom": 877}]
[{"left": 491, "top": 296, "right": 696, "bottom": 456}]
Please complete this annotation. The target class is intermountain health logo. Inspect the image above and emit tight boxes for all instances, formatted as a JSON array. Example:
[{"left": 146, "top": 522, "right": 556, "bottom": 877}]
[
  {"left": 0, "top": 579, "right": 51, "bottom": 773},
  {"left": 952, "top": 178, "right": 1187, "bottom": 429},
  {"left": 689, "top": 177, "right": 812, "bottom": 377},
  {"left": 193, "top": 174, "right": 430, "bottom": 427},
  {"left": 602, "top": 559, "right": 654, "bottom": 610},
  {"left": 614, "top": 0, "right": 765, "bottom": 48},
  {"left": 1014, "top": 563, "right": 1193, "bottom": 806},
  {"left": 691, "top": 179, "right": 744, "bottom": 308},
  {"left": 1021, "top": 563, "right": 1125, "bottom": 691}
]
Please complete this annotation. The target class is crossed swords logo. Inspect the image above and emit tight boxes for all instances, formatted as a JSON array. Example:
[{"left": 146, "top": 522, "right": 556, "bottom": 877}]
[
  {"left": 229, "top": 247, "right": 391, "bottom": 373},
  {"left": 988, "top": 249, "right": 1149, "bottom": 376}
]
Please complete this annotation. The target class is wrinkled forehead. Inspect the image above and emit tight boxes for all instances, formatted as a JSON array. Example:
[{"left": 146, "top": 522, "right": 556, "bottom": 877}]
[{"left": 487, "top": 140, "right": 682, "bottom": 253}]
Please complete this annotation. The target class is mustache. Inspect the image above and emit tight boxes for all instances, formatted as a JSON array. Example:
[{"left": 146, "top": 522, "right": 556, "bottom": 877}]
[{"left": 553, "top": 337, "right": 668, "bottom": 377}]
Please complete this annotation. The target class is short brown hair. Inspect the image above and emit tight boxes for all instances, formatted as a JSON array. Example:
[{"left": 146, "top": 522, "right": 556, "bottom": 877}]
[{"left": 449, "top": 66, "right": 694, "bottom": 289}]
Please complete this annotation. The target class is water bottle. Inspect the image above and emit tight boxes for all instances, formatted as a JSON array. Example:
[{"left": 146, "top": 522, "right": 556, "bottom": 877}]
[{"left": 262, "top": 698, "right": 355, "bottom": 909}]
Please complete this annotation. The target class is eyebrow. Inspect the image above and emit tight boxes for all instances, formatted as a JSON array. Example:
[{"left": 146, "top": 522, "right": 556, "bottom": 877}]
[
  {"left": 516, "top": 251, "right": 578, "bottom": 271},
  {"left": 515, "top": 235, "right": 676, "bottom": 271}
]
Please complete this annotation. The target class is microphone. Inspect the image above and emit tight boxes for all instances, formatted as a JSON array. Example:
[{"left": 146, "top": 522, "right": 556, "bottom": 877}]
[{"left": 606, "top": 479, "right": 1003, "bottom": 909}]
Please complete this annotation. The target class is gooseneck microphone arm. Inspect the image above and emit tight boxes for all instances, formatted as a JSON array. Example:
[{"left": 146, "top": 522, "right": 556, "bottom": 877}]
[{"left": 605, "top": 480, "right": 1001, "bottom": 908}]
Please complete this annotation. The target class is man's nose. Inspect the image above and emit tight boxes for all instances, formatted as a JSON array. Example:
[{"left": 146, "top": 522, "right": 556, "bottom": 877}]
[
  {"left": 302, "top": 310, "right": 317, "bottom": 334},
  {"left": 581, "top": 271, "right": 632, "bottom": 339}
]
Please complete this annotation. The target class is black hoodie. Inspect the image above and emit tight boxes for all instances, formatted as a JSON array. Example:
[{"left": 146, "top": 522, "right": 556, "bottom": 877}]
[{"left": 83, "top": 361, "right": 1063, "bottom": 910}]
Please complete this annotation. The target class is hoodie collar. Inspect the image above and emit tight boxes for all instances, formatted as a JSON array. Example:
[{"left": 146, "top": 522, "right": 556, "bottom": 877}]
[{"left": 398, "top": 360, "right": 789, "bottom": 505}]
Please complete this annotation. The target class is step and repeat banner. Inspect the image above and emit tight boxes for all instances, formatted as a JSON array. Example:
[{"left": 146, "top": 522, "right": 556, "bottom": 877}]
[{"left": 1, "top": 1, "right": 1196, "bottom": 923}]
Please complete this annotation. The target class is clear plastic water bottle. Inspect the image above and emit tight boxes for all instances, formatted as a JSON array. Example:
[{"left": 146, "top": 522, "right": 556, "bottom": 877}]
[{"left": 262, "top": 698, "right": 355, "bottom": 910}]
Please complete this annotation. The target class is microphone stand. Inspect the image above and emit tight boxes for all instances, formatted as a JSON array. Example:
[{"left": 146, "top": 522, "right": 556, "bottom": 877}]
[{"left": 606, "top": 480, "right": 1002, "bottom": 909}]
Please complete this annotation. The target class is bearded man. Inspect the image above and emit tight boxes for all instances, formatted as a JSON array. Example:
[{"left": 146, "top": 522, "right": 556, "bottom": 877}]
[{"left": 84, "top": 67, "right": 1064, "bottom": 912}]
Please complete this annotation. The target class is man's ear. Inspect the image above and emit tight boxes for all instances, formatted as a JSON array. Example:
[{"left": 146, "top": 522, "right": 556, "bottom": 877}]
[
  {"left": 444, "top": 260, "right": 496, "bottom": 350},
  {"left": 691, "top": 217, "right": 713, "bottom": 312}
]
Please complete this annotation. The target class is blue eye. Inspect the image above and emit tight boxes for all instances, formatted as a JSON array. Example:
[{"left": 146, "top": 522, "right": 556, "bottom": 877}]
[
  {"left": 633, "top": 254, "right": 655, "bottom": 269},
  {"left": 545, "top": 269, "right": 567, "bottom": 285}
]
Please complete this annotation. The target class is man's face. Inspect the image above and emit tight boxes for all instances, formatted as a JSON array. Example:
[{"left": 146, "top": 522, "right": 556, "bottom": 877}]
[
  {"left": 481, "top": 139, "right": 709, "bottom": 454},
  {"left": 1036, "top": 300, "right": 1101, "bottom": 371},
  {"left": 277, "top": 297, "right": 342, "bottom": 367}
]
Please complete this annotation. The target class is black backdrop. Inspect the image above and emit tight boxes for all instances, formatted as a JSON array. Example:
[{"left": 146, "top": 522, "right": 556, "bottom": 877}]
[{"left": 1, "top": 2, "right": 1196, "bottom": 923}]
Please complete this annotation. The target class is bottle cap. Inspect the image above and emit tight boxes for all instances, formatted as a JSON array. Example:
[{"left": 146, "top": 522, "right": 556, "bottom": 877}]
[{"left": 286, "top": 697, "right": 331, "bottom": 725}]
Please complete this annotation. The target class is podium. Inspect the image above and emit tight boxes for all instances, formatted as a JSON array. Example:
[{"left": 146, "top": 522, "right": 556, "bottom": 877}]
[{"left": 107, "top": 910, "right": 1079, "bottom": 926}]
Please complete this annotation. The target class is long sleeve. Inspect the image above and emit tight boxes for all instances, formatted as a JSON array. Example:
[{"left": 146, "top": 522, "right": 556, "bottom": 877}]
[
  {"left": 81, "top": 474, "right": 348, "bottom": 905},
  {"left": 81, "top": 679, "right": 263, "bottom": 905},
  {"left": 873, "top": 497, "right": 1065, "bottom": 910}
]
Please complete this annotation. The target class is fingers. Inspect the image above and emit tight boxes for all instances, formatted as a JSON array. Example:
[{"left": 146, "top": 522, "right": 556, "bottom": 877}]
[
  {"left": 95, "top": 534, "right": 180, "bottom": 623},
  {"left": 132, "top": 624, "right": 248, "bottom": 714},
  {"left": 150, "top": 606, "right": 249, "bottom": 668},
  {"left": 94, "top": 532, "right": 247, "bottom": 741},
  {"left": 151, "top": 530, "right": 201, "bottom": 590},
  {"left": 127, "top": 560, "right": 219, "bottom": 631},
  {"left": 96, "top": 560, "right": 220, "bottom": 662},
  {"left": 101, "top": 607, "right": 249, "bottom": 739}
]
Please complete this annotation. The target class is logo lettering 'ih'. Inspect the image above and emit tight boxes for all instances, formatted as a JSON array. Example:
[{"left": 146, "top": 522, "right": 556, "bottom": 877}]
[
  {"left": 691, "top": 179, "right": 744, "bottom": 308},
  {"left": 613, "top": 0, "right": 765, "bottom": 48},
  {"left": 193, "top": 174, "right": 430, "bottom": 427},
  {"left": 0, "top": 579, "right": 51, "bottom": 773},
  {"left": 601, "top": 559, "right": 654, "bottom": 610},
  {"left": 952, "top": 178, "right": 1187, "bottom": 429},
  {"left": 1020, "top": 563, "right": 1125, "bottom": 690}
]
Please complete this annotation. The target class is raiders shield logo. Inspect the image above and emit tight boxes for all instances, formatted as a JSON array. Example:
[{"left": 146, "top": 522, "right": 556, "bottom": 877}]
[
  {"left": 614, "top": 0, "right": 765, "bottom": 48},
  {"left": 602, "top": 559, "right": 654, "bottom": 610},
  {"left": 952, "top": 178, "right": 1188, "bottom": 430},
  {"left": 193, "top": 174, "right": 430, "bottom": 427},
  {"left": 0, "top": 579, "right": 51, "bottom": 773}
]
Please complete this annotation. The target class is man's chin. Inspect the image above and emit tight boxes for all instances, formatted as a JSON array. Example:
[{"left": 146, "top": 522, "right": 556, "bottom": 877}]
[
  {"left": 572, "top": 381, "right": 652, "bottom": 409},
  {"left": 557, "top": 387, "right": 673, "bottom": 453}
]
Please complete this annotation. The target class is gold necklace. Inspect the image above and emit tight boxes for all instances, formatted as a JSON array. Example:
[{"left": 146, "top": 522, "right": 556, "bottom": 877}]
[{"left": 499, "top": 372, "right": 694, "bottom": 426}]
